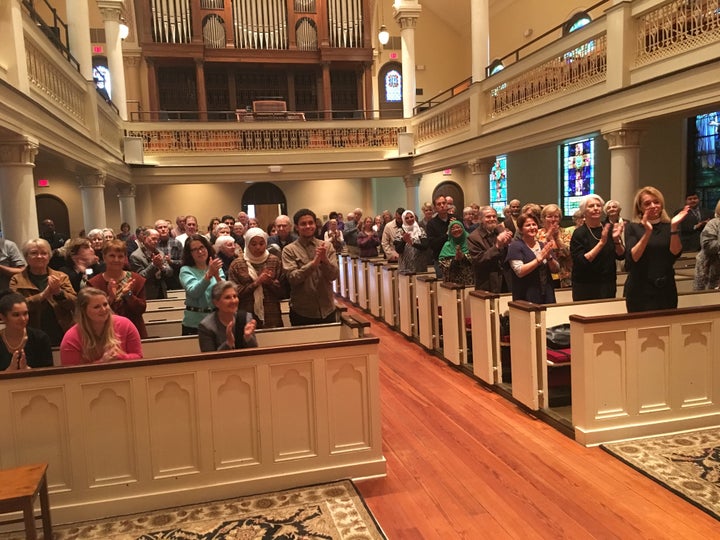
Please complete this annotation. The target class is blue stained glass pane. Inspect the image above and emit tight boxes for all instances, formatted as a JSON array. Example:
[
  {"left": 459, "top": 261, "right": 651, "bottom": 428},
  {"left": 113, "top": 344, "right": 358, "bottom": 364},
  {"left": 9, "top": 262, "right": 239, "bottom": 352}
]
[
  {"left": 561, "top": 138, "right": 594, "bottom": 216},
  {"left": 385, "top": 70, "right": 402, "bottom": 102},
  {"left": 490, "top": 155, "right": 508, "bottom": 216}
]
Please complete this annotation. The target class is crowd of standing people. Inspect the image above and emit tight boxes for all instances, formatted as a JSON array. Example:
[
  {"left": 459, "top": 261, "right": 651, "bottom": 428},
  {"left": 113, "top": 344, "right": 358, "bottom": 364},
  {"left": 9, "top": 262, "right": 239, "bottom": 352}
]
[{"left": 0, "top": 186, "right": 717, "bottom": 371}]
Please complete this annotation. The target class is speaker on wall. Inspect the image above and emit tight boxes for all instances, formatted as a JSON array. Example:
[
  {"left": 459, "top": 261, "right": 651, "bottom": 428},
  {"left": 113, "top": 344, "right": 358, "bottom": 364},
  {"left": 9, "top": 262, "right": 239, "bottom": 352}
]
[
  {"left": 398, "top": 132, "right": 415, "bottom": 156},
  {"left": 123, "top": 136, "right": 144, "bottom": 164}
]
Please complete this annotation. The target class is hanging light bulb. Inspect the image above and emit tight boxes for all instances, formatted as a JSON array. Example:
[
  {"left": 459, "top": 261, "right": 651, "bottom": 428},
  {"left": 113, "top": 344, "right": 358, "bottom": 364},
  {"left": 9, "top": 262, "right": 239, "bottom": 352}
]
[
  {"left": 378, "top": 25, "right": 390, "bottom": 45},
  {"left": 119, "top": 18, "right": 129, "bottom": 40}
]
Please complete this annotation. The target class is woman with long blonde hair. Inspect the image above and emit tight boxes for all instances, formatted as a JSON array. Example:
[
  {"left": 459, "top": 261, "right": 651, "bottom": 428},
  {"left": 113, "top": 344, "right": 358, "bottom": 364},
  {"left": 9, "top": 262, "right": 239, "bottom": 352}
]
[
  {"left": 624, "top": 186, "right": 688, "bottom": 312},
  {"left": 60, "top": 288, "right": 142, "bottom": 365}
]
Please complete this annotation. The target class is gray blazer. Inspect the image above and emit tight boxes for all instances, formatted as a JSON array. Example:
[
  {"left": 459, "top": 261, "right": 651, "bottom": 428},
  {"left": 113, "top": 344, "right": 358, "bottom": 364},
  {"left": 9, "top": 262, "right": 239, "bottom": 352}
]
[
  {"left": 198, "top": 310, "right": 258, "bottom": 352},
  {"left": 129, "top": 247, "right": 173, "bottom": 300}
]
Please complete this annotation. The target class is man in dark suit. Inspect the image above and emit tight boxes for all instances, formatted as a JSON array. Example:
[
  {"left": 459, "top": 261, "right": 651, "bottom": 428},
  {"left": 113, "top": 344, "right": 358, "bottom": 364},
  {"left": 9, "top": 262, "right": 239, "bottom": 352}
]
[
  {"left": 467, "top": 206, "right": 514, "bottom": 292},
  {"left": 676, "top": 192, "right": 713, "bottom": 252},
  {"left": 129, "top": 228, "right": 174, "bottom": 299},
  {"left": 502, "top": 199, "right": 521, "bottom": 236}
]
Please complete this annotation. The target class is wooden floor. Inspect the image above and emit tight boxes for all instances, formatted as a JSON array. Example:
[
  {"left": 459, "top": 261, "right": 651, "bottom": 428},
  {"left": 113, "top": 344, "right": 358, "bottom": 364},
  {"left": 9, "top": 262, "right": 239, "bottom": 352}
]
[{"left": 352, "top": 307, "right": 719, "bottom": 539}]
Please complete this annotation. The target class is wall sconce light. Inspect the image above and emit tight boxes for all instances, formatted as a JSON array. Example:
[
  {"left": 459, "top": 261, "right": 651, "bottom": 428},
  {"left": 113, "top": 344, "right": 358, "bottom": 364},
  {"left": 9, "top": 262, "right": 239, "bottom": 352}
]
[
  {"left": 119, "top": 18, "right": 129, "bottom": 40},
  {"left": 378, "top": 25, "right": 390, "bottom": 45}
]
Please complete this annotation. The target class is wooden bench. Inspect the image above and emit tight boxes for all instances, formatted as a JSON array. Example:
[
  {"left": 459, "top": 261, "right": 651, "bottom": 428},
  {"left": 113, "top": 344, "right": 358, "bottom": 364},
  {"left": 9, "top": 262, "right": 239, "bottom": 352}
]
[
  {"left": 415, "top": 275, "right": 439, "bottom": 353},
  {"left": 571, "top": 301, "right": 720, "bottom": 446},
  {"left": 507, "top": 289, "right": 720, "bottom": 414},
  {"left": 366, "top": 259, "right": 385, "bottom": 320},
  {"left": 0, "top": 463, "right": 52, "bottom": 540},
  {"left": 397, "top": 270, "right": 433, "bottom": 340},
  {"left": 1, "top": 322, "right": 383, "bottom": 526},
  {"left": 381, "top": 265, "right": 399, "bottom": 328}
]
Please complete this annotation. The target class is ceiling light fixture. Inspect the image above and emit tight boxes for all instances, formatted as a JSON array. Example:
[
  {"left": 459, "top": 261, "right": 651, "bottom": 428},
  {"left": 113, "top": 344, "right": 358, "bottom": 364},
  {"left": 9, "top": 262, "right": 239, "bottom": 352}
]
[{"left": 378, "top": 25, "right": 390, "bottom": 45}]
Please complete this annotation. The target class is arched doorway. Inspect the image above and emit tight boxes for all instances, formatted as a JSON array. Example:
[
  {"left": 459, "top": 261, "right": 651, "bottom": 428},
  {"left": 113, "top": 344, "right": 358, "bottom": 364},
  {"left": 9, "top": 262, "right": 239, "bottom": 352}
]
[
  {"left": 242, "top": 183, "right": 287, "bottom": 232},
  {"left": 36, "top": 194, "right": 70, "bottom": 237},
  {"left": 432, "top": 181, "right": 464, "bottom": 217},
  {"left": 378, "top": 62, "right": 403, "bottom": 119}
]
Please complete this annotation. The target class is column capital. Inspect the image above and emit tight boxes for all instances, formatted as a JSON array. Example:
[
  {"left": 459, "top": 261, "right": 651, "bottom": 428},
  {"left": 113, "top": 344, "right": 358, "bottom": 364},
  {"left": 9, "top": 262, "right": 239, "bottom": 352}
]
[
  {"left": 78, "top": 171, "right": 107, "bottom": 189},
  {"left": 393, "top": 1, "right": 422, "bottom": 29},
  {"left": 116, "top": 183, "right": 136, "bottom": 198},
  {"left": 403, "top": 174, "right": 421, "bottom": 188},
  {"left": 468, "top": 158, "right": 494, "bottom": 175},
  {"left": 97, "top": 0, "right": 125, "bottom": 21},
  {"left": 602, "top": 128, "right": 643, "bottom": 149},
  {"left": 0, "top": 137, "right": 39, "bottom": 166}
]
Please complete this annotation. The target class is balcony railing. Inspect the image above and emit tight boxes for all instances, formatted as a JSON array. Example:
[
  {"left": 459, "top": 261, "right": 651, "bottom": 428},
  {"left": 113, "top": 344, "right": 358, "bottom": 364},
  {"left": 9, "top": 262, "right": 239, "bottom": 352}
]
[{"left": 21, "top": 0, "right": 80, "bottom": 72}]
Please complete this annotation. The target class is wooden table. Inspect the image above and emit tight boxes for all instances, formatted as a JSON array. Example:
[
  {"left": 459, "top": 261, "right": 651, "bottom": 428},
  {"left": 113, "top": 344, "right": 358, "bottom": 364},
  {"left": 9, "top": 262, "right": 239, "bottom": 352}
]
[{"left": 0, "top": 464, "right": 52, "bottom": 540}]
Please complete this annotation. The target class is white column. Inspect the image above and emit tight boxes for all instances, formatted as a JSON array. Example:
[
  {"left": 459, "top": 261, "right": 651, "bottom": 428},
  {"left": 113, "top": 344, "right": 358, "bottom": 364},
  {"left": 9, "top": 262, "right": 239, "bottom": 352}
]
[
  {"left": 66, "top": 0, "right": 93, "bottom": 80},
  {"left": 468, "top": 158, "right": 492, "bottom": 205},
  {"left": 602, "top": 128, "right": 643, "bottom": 217},
  {"left": 117, "top": 183, "right": 137, "bottom": 231},
  {"left": 0, "top": 137, "right": 40, "bottom": 242},
  {"left": 97, "top": 0, "right": 128, "bottom": 120},
  {"left": 393, "top": 1, "right": 422, "bottom": 118},
  {"left": 0, "top": 0, "right": 29, "bottom": 92},
  {"left": 471, "top": 0, "right": 490, "bottom": 83},
  {"left": 78, "top": 172, "right": 108, "bottom": 231},
  {"left": 604, "top": 0, "right": 633, "bottom": 92},
  {"left": 404, "top": 174, "right": 421, "bottom": 214}
]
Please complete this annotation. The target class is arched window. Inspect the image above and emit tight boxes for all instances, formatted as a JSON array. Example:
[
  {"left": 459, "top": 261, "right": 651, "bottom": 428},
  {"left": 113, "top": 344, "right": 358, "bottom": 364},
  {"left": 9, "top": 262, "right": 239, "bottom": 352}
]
[
  {"left": 385, "top": 70, "right": 402, "bottom": 102},
  {"left": 564, "top": 12, "right": 592, "bottom": 35},
  {"left": 563, "top": 12, "right": 594, "bottom": 60},
  {"left": 93, "top": 62, "right": 111, "bottom": 99},
  {"left": 488, "top": 59, "right": 504, "bottom": 76}
]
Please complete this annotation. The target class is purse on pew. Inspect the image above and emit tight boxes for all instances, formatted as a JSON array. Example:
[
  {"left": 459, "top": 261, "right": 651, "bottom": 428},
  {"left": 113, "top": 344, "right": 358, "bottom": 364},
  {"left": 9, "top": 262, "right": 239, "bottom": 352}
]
[{"left": 546, "top": 323, "right": 570, "bottom": 349}]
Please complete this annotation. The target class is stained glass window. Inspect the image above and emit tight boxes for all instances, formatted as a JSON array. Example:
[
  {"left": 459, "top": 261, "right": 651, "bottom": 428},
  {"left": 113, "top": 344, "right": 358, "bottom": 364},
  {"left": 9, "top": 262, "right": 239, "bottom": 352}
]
[
  {"left": 93, "top": 65, "right": 111, "bottom": 99},
  {"left": 561, "top": 137, "right": 594, "bottom": 216},
  {"left": 490, "top": 155, "right": 508, "bottom": 216},
  {"left": 385, "top": 70, "right": 402, "bottom": 102}
]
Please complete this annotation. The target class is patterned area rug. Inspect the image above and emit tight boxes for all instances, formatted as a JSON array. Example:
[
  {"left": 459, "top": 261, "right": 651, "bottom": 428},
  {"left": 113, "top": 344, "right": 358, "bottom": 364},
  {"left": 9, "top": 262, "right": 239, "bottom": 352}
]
[
  {"left": 0, "top": 480, "right": 385, "bottom": 540},
  {"left": 602, "top": 428, "right": 720, "bottom": 520}
]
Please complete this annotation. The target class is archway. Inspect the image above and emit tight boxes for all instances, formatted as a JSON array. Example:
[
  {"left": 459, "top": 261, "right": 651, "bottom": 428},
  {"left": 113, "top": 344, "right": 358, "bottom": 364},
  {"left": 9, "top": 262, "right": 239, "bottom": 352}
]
[
  {"left": 242, "top": 182, "right": 287, "bottom": 232},
  {"left": 36, "top": 194, "right": 70, "bottom": 237},
  {"left": 378, "top": 62, "right": 403, "bottom": 119},
  {"left": 432, "top": 181, "right": 465, "bottom": 218}
]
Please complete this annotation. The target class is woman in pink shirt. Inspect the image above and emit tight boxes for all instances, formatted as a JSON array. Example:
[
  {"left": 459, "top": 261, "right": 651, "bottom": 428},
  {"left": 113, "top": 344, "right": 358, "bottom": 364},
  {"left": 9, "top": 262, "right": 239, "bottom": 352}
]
[{"left": 60, "top": 288, "right": 143, "bottom": 366}]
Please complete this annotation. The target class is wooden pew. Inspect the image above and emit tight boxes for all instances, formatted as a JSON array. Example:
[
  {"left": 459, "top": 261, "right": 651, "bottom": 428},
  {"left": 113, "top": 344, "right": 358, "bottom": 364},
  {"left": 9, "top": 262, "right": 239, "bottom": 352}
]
[
  {"left": 346, "top": 255, "right": 358, "bottom": 305},
  {"left": 437, "top": 283, "right": 472, "bottom": 366},
  {"left": 571, "top": 302, "right": 720, "bottom": 446},
  {"left": 367, "top": 259, "right": 384, "bottom": 319},
  {"left": 355, "top": 257, "right": 379, "bottom": 311},
  {"left": 337, "top": 252, "right": 349, "bottom": 300},
  {"left": 145, "top": 297, "right": 186, "bottom": 312},
  {"left": 142, "top": 300, "right": 293, "bottom": 330},
  {"left": 415, "top": 275, "right": 439, "bottom": 353},
  {"left": 2, "top": 322, "right": 383, "bottom": 525},
  {"left": 507, "top": 289, "right": 720, "bottom": 413},
  {"left": 397, "top": 271, "right": 433, "bottom": 339},
  {"left": 381, "top": 264, "right": 399, "bottom": 328}
]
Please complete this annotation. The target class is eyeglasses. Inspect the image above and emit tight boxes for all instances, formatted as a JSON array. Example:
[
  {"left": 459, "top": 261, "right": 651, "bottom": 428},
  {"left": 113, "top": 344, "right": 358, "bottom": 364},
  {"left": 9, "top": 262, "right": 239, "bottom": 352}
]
[{"left": 190, "top": 245, "right": 207, "bottom": 253}]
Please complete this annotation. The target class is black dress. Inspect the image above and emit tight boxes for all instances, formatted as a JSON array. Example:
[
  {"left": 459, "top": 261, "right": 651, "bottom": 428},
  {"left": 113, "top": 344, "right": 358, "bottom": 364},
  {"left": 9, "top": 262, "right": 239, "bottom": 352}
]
[
  {"left": 0, "top": 327, "right": 54, "bottom": 370},
  {"left": 624, "top": 222, "right": 679, "bottom": 312},
  {"left": 570, "top": 224, "right": 622, "bottom": 301}
]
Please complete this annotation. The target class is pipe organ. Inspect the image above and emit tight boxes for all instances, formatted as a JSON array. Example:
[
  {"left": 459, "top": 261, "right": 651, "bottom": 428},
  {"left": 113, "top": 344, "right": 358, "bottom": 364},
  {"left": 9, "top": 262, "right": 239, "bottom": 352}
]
[{"left": 136, "top": 0, "right": 373, "bottom": 117}]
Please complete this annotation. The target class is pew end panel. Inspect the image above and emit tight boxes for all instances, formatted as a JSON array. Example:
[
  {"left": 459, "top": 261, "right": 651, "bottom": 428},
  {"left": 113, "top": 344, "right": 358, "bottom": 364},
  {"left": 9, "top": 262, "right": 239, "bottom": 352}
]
[
  {"left": 415, "top": 276, "right": 439, "bottom": 352},
  {"left": 346, "top": 255, "right": 358, "bottom": 305},
  {"left": 570, "top": 305, "right": 720, "bottom": 446},
  {"left": 438, "top": 283, "right": 472, "bottom": 366},
  {"left": 381, "top": 265, "right": 399, "bottom": 329},
  {"left": 367, "top": 260, "right": 384, "bottom": 319},
  {"left": 0, "top": 336, "right": 385, "bottom": 525},
  {"left": 508, "top": 301, "right": 547, "bottom": 410},
  {"left": 468, "top": 291, "right": 500, "bottom": 384}
]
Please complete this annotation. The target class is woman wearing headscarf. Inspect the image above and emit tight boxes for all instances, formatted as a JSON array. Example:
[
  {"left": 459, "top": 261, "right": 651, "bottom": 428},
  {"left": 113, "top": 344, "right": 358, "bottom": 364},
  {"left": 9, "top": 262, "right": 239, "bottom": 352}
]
[
  {"left": 394, "top": 210, "right": 429, "bottom": 273},
  {"left": 228, "top": 227, "right": 286, "bottom": 329},
  {"left": 438, "top": 220, "right": 474, "bottom": 285}
]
